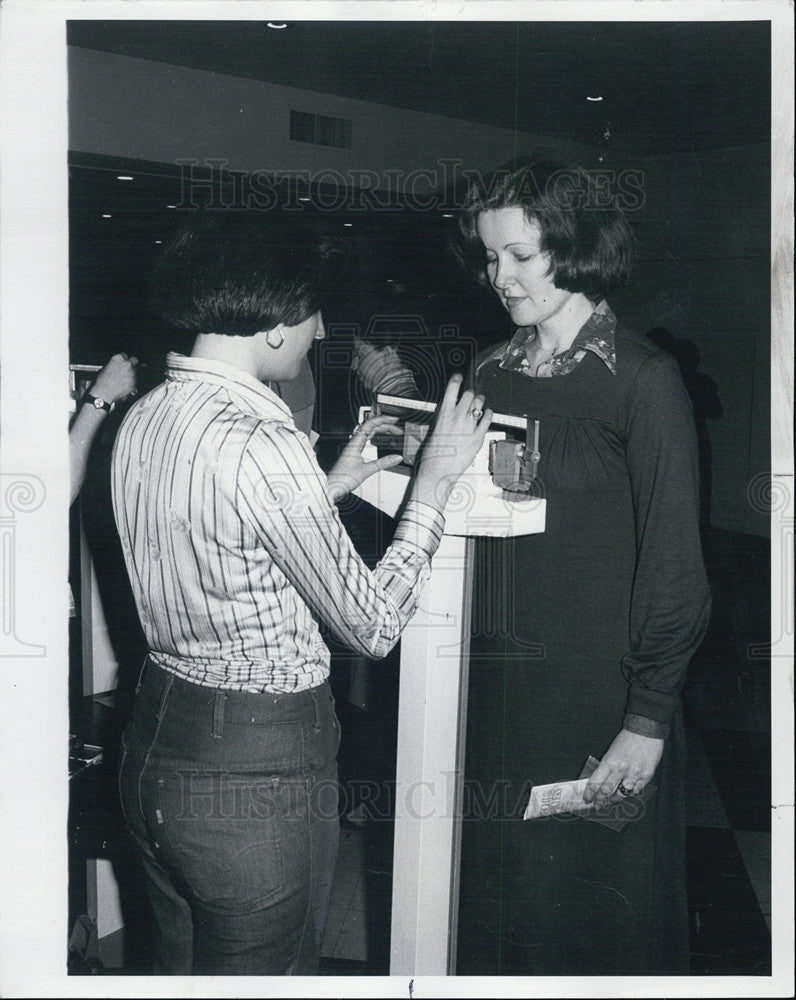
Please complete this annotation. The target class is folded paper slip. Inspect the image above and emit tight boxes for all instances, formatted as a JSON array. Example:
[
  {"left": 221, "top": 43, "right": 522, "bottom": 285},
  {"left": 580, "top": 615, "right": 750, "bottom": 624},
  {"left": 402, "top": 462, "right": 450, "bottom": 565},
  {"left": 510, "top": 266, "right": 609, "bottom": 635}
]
[
  {"left": 523, "top": 778, "right": 593, "bottom": 819},
  {"left": 523, "top": 759, "right": 658, "bottom": 831}
]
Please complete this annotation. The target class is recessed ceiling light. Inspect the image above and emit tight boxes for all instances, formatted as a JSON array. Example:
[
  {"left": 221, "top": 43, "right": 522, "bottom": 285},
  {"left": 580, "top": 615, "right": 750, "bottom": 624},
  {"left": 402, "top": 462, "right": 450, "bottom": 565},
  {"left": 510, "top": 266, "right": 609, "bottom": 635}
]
[
  {"left": 267, "top": 22, "right": 288, "bottom": 29},
  {"left": 166, "top": 204, "right": 177, "bottom": 209},
  {"left": 102, "top": 214, "right": 112, "bottom": 219},
  {"left": 586, "top": 96, "right": 603, "bottom": 102},
  {"left": 116, "top": 175, "right": 134, "bottom": 180},
  {"left": 155, "top": 240, "right": 162, "bottom": 244},
  {"left": 442, "top": 213, "right": 453, "bottom": 218},
  {"left": 298, "top": 196, "right": 311, "bottom": 202},
  {"left": 343, "top": 222, "right": 353, "bottom": 227}
]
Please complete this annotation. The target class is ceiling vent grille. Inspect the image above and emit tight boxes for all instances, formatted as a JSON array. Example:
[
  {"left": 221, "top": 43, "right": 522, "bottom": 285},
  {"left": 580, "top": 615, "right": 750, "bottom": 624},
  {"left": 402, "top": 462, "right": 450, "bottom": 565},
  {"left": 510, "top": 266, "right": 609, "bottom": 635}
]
[{"left": 290, "top": 110, "right": 352, "bottom": 149}]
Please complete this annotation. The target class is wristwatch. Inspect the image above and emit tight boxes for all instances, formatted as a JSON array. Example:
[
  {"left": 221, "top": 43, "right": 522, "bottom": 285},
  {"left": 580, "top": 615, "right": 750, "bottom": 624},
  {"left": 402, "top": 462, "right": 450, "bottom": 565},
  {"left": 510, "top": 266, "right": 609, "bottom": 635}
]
[{"left": 84, "top": 392, "right": 114, "bottom": 413}]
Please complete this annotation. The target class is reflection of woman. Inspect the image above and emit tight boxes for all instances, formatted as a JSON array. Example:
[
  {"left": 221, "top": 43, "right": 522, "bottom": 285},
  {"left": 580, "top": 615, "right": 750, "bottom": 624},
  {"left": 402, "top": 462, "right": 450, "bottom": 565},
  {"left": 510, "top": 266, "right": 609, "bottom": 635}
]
[
  {"left": 455, "top": 159, "right": 711, "bottom": 975},
  {"left": 110, "top": 212, "right": 490, "bottom": 975}
]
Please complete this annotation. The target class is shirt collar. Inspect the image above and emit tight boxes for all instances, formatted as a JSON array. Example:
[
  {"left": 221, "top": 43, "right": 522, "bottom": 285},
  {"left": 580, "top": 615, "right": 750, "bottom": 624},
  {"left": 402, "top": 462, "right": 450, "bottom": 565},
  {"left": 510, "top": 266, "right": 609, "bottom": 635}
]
[
  {"left": 165, "top": 352, "right": 295, "bottom": 424},
  {"left": 496, "top": 299, "right": 618, "bottom": 377}
]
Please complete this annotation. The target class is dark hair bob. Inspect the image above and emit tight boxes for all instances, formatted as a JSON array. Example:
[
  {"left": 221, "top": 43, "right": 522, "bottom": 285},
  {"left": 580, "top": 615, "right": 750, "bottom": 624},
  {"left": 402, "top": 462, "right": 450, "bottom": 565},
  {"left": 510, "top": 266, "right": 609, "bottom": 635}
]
[
  {"left": 150, "top": 210, "right": 345, "bottom": 336},
  {"left": 454, "top": 157, "right": 634, "bottom": 300}
]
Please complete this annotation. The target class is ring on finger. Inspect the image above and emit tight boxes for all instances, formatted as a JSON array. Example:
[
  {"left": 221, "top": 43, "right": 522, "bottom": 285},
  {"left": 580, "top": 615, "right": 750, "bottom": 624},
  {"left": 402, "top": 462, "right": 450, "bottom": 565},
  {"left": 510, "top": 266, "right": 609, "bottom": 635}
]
[
  {"left": 617, "top": 781, "right": 633, "bottom": 797},
  {"left": 468, "top": 407, "right": 483, "bottom": 421}
]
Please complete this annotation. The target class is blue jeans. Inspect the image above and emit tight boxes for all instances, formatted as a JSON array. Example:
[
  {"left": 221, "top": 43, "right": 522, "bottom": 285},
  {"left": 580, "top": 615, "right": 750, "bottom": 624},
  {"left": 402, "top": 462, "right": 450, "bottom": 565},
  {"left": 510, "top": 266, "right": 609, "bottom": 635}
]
[{"left": 119, "top": 659, "right": 340, "bottom": 974}]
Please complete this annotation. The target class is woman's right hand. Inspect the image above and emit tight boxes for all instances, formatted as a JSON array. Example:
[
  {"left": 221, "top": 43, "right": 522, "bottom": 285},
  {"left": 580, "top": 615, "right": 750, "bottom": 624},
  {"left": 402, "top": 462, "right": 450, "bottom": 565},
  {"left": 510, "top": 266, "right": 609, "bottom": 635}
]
[{"left": 411, "top": 374, "right": 492, "bottom": 512}]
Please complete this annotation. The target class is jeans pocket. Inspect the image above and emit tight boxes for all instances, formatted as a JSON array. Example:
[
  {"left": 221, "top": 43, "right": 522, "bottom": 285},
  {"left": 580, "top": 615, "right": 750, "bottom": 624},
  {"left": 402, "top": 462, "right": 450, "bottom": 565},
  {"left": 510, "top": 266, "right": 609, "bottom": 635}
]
[{"left": 153, "top": 767, "right": 311, "bottom": 914}]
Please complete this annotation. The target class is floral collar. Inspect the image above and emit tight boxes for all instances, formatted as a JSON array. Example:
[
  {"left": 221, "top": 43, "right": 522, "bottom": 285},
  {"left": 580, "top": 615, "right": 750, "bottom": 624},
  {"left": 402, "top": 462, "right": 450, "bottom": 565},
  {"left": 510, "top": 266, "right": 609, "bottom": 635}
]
[{"left": 480, "top": 299, "right": 618, "bottom": 378}]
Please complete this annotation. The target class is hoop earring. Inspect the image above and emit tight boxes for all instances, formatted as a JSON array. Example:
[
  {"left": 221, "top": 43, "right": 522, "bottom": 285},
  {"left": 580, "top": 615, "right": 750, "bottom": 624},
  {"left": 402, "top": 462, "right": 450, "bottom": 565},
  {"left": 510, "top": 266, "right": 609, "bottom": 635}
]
[{"left": 266, "top": 328, "right": 284, "bottom": 350}]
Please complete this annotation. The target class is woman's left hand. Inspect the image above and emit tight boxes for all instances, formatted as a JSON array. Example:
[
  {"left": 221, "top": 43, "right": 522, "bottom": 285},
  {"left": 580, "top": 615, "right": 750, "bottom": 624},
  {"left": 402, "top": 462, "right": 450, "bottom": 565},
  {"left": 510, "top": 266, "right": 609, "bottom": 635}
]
[
  {"left": 326, "top": 415, "right": 403, "bottom": 503},
  {"left": 583, "top": 728, "right": 665, "bottom": 808}
]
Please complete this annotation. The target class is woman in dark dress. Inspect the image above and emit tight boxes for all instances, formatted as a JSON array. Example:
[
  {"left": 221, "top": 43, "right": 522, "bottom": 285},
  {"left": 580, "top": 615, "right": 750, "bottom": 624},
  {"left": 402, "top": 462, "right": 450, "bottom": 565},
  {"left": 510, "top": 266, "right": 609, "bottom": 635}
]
[{"left": 454, "top": 159, "right": 712, "bottom": 975}]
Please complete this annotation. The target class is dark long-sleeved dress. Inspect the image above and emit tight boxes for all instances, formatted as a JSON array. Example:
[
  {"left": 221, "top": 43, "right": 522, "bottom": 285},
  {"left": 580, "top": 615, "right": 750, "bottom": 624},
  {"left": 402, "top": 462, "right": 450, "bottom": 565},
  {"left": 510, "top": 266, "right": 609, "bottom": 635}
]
[{"left": 457, "top": 314, "right": 711, "bottom": 975}]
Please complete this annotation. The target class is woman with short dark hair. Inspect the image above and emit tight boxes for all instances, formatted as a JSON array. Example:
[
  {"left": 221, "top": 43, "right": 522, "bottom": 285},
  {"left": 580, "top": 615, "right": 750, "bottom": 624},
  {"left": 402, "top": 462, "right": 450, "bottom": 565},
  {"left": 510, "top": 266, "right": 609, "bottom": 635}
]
[
  {"left": 112, "top": 209, "right": 492, "bottom": 975},
  {"left": 454, "top": 158, "right": 711, "bottom": 975},
  {"left": 150, "top": 211, "right": 343, "bottom": 336},
  {"left": 456, "top": 158, "right": 633, "bottom": 298}
]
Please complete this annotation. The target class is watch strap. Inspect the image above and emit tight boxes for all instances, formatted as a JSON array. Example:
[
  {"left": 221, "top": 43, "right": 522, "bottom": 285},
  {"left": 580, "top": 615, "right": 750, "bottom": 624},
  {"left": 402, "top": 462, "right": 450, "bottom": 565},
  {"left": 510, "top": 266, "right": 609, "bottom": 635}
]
[{"left": 85, "top": 392, "right": 113, "bottom": 413}]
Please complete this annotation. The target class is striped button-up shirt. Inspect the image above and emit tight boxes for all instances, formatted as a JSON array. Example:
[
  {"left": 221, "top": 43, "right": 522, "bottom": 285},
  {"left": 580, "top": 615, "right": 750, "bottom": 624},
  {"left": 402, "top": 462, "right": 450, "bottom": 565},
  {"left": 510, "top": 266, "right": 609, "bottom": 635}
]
[{"left": 111, "top": 353, "right": 445, "bottom": 693}]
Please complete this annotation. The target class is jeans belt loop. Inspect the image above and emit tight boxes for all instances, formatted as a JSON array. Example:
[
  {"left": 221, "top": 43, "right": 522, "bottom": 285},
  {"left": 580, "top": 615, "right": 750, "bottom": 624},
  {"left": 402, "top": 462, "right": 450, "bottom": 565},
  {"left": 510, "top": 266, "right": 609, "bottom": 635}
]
[
  {"left": 212, "top": 690, "right": 226, "bottom": 740},
  {"left": 311, "top": 685, "right": 322, "bottom": 731},
  {"left": 134, "top": 654, "right": 149, "bottom": 695}
]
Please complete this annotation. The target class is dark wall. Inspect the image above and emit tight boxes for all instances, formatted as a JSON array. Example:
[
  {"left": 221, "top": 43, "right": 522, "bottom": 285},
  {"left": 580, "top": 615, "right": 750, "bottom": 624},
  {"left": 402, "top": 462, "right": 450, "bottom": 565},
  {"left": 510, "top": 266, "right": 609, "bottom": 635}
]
[{"left": 610, "top": 144, "right": 770, "bottom": 536}]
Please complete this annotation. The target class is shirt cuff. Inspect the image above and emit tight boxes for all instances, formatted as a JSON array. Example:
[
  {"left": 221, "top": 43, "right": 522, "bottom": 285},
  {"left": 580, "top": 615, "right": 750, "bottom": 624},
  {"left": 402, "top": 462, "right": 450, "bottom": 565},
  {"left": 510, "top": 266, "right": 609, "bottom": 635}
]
[
  {"left": 392, "top": 500, "right": 446, "bottom": 560},
  {"left": 623, "top": 713, "right": 670, "bottom": 740},
  {"left": 625, "top": 684, "right": 680, "bottom": 728}
]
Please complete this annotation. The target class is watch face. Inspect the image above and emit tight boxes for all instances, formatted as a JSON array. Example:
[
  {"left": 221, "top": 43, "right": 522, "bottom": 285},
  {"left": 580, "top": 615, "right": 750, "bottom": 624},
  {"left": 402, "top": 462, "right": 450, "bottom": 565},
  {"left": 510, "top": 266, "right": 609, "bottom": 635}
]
[{"left": 88, "top": 394, "right": 109, "bottom": 411}]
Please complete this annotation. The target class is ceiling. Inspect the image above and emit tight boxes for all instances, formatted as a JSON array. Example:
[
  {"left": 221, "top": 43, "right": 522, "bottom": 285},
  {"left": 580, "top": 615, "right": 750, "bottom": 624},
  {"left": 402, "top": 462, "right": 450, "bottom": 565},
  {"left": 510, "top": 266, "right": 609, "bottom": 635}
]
[{"left": 67, "top": 19, "right": 771, "bottom": 156}]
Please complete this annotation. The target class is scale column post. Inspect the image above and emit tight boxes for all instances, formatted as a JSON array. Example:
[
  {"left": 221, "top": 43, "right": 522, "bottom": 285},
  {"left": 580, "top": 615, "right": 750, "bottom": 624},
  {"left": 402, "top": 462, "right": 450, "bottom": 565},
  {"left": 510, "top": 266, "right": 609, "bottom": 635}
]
[{"left": 389, "top": 533, "right": 474, "bottom": 976}]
